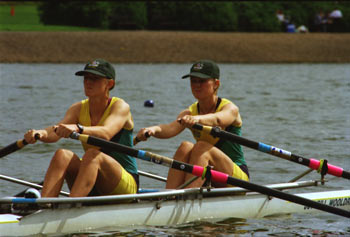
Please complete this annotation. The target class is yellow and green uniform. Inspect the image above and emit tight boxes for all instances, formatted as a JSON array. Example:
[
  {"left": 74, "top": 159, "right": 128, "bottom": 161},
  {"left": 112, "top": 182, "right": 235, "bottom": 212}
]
[
  {"left": 188, "top": 97, "right": 249, "bottom": 180},
  {"left": 78, "top": 97, "right": 138, "bottom": 194}
]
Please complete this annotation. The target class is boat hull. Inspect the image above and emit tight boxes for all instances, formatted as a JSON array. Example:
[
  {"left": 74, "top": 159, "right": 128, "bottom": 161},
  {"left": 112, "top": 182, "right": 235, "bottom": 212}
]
[{"left": 1, "top": 189, "right": 349, "bottom": 236}]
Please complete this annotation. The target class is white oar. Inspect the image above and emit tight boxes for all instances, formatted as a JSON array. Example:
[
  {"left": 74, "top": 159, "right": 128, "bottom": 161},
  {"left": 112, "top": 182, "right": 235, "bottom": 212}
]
[
  {"left": 138, "top": 170, "right": 166, "bottom": 182},
  {"left": 1, "top": 171, "right": 165, "bottom": 198},
  {"left": 0, "top": 174, "right": 69, "bottom": 196}
]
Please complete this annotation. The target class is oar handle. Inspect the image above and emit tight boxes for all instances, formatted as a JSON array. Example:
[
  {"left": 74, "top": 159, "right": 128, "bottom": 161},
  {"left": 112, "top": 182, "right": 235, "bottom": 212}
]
[
  {"left": 0, "top": 134, "right": 40, "bottom": 158},
  {"left": 192, "top": 123, "right": 350, "bottom": 180},
  {"left": 133, "top": 132, "right": 150, "bottom": 145}
]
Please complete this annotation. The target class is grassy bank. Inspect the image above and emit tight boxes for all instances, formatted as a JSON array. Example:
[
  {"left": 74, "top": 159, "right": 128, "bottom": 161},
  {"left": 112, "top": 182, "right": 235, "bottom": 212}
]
[
  {"left": 0, "top": 4, "right": 97, "bottom": 31},
  {"left": 1, "top": 3, "right": 350, "bottom": 63},
  {"left": 1, "top": 31, "right": 350, "bottom": 63}
]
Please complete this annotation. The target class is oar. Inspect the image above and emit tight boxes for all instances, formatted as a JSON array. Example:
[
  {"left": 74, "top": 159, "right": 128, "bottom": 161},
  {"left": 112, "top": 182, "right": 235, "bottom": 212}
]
[
  {"left": 69, "top": 132, "right": 350, "bottom": 218},
  {"left": 138, "top": 170, "right": 167, "bottom": 182},
  {"left": 0, "top": 134, "right": 40, "bottom": 158},
  {"left": 0, "top": 174, "right": 69, "bottom": 197},
  {"left": 3, "top": 171, "right": 164, "bottom": 198},
  {"left": 192, "top": 124, "right": 350, "bottom": 181}
]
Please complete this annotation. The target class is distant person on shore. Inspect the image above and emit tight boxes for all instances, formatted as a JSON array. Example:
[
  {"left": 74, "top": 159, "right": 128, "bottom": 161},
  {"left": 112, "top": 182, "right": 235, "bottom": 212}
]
[
  {"left": 296, "top": 25, "right": 309, "bottom": 33},
  {"left": 313, "top": 10, "right": 329, "bottom": 32},
  {"left": 24, "top": 59, "right": 138, "bottom": 197},
  {"left": 135, "top": 60, "right": 249, "bottom": 189},
  {"left": 286, "top": 20, "right": 296, "bottom": 33},
  {"left": 328, "top": 8, "right": 344, "bottom": 32},
  {"left": 276, "top": 9, "right": 289, "bottom": 32}
]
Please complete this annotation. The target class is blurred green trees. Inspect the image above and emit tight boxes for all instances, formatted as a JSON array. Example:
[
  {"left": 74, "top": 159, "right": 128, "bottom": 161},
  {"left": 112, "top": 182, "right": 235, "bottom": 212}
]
[{"left": 37, "top": 1, "right": 350, "bottom": 32}]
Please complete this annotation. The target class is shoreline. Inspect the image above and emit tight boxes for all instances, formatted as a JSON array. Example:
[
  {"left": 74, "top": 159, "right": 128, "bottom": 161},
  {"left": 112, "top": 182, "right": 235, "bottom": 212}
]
[{"left": 1, "top": 31, "right": 350, "bottom": 63}]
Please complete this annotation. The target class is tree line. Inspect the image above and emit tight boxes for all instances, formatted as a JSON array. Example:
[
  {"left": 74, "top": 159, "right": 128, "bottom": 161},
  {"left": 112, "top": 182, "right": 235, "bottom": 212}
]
[{"left": 38, "top": 2, "right": 350, "bottom": 32}]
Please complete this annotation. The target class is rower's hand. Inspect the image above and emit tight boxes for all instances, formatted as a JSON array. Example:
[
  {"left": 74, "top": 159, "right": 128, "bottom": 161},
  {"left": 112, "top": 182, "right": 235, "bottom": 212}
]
[
  {"left": 24, "top": 130, "right": 42, "bottom": 144},
  {"left": 134, "top": 128, "right": 152, "bottom": 144},
  {"left": 54, "top": 124, "right": 78, "bottom": 138},
  {"left": 177, "top": 115, "right": 200, "bottom": 128}
]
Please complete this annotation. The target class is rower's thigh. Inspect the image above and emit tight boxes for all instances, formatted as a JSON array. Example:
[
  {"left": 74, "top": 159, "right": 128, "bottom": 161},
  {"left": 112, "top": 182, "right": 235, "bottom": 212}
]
[
  {"left": 173, "top": 141, "right": 194, "bottom": 163},
  {"left": 84, "top": 149, "right": 124, "bottom": 194},
  {"left": 52, "top": 149, "right": 78, "bottom": 167},
  {"left": 109, "top": 168, "right": 137, "bottom": 195},
  {"left": 191, "top": 141, "right": 234, "bottom": 176},
  {"left": 58, "top": 150, "right": 81, "bottom": 188}
]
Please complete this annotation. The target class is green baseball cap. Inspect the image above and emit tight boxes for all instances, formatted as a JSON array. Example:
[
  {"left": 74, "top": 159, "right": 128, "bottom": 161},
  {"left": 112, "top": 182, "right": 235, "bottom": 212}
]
[
  {"left": 182, "top": 60, "right": 220, "bottom": 79},
  {"left": 75, "top": 59, "right": 115, "bottom": 80}
]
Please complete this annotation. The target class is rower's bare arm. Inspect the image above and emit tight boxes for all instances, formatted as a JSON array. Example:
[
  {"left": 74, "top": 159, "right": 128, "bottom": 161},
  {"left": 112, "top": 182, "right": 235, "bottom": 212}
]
[
  {"left": 47, "top": 102, "right": 81, "bottom": 142},
  {"left": 180, "top": 103, "right": 241, "bottom": 129},
  {"left": 136, "top": 110, "right": 189, "bottom": 140},
  {"left": 25, "top": 102, "right": 81, "bottom": 143}
]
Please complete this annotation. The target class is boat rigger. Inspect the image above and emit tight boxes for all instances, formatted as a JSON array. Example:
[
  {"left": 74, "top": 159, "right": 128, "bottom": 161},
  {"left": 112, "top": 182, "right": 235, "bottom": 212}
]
[{"left": 0, "top": 183, "right": 349, "bottom": 236}]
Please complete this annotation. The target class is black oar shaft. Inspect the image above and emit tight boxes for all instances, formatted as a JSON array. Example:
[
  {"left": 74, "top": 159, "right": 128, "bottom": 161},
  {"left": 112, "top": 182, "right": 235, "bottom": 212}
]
[
  {"left": 0, "top": 134, "right": 40, "bottom": 158},
  {"left": 226, "top": 176, "right": 350, "bottom": 218},
  {"left": 193, "top": 124, "right": 350, "bottom": 180},
  {"left": 0, "top": 139, "right": 28, "bottom": 158},
  {"left": 69, "top": 132, "right": 350, "bottom": 218}
]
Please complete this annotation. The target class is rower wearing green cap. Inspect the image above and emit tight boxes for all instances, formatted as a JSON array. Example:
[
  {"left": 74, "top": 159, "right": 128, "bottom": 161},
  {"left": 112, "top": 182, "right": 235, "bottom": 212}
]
[
  {"left": 23, "top": 59, "right": 138, "bottom": 197},
  {"left": 136, "top": 59, "right": 249, "bottom": 189}
]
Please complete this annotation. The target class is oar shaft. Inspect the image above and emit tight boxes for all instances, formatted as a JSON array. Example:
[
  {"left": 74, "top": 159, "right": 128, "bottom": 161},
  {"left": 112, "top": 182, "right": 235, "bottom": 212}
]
[
  {"left": 138, "top": 170, "right": 167, "bottom": 182},
  {"left": 0, "top": 174, "right": 69, "bottom": 197},
  {"left": 0, "top": 134, "right": 40, "bottom": 158},
  {"left": 224, "top": 175, "right": 350, "bottom": 218},
  {"left": 1, "top": 174, "right": 41, "bottom": 189},
  {"left": 69, "top": 132, "right": 350, "bottom": 218},
  {"left": 0, "top": 139, "right": 28, "bottom": 158},
  {"left": 193, "top": 124, "right": 350, "bottom": 180}
]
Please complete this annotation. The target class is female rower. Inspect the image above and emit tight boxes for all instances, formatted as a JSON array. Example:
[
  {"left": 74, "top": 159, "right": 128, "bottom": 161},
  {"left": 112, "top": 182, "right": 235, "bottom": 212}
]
[
  {"left": 136, "top": 60, "right": 249, "bottom": 189},
  {"left": 24, "top": 59, "right": 138, "bottom": 197}
]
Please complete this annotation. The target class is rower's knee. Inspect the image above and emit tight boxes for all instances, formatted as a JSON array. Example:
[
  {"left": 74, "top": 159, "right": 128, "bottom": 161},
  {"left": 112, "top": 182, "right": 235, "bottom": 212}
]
[
  {"left": 179, "top": 141, "right": 194, "bottom": 151},
  {"left": 174, "top": 141, "right": 194, "bottom": 162},
  {"left": 82, "top": 148, "right": 102, "bottom": 163},
  {"left": 192, "top": 141, "right": 211, "bottom": 155},
  {"left": 190, "top": 141, "right": 212, "bottom": 162},
  {"left": 52, "top": 149, "right": 73, "bottom": 166},
  {"left": 193, "top": 141, "right": 211, "bottom": 150}
]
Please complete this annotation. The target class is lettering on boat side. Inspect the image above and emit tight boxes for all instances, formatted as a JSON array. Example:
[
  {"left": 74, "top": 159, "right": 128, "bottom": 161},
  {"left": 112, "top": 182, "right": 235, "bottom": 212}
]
[
  {"left": 270, "top": 146, "right": 291, "bottom": 158},
  {"left": 304, "top": 197, "right": 350, "bottom": 209},
  {"left": 192, "top": 130, "right": 201, "bottom": 139},
  {"left": 151, "top": 158, "right": 162, "bottom": 165}
]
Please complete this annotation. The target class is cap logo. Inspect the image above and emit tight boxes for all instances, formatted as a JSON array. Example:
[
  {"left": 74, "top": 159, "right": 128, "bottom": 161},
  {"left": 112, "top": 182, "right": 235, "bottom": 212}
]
[
  {"left": 87, "top": 60, "right": 100, "bottom": 68},
  {"left": 193, "top": 63, "right": 203, "bottom": 71}
]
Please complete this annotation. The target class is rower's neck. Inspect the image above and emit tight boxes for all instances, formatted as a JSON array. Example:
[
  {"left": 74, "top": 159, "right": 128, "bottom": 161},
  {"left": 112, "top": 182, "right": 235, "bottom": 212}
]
[
  {"left": 198, "top": 96, "right": 218, "bottom": 114},
  {"left": 89, "top": 96, "right": 110, "bottom": 115}
]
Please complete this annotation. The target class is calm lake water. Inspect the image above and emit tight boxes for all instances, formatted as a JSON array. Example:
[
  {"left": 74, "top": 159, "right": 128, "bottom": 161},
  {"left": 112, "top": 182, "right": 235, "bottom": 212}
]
[{"left": 0, "top": 63, "right": 349, "bottom": 236}]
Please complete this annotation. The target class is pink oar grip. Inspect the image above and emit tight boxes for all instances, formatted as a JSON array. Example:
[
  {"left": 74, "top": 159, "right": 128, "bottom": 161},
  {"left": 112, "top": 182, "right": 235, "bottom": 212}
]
[
  {"left": 211, "top": 170, "right": 229, "bottom": 183},
  {"left": 309, "top": 158, "right": 343, "bottom": 177},
  {"left": 327, "top": 163, "right": 344, "bottom": 177},
  {"left": 192, "top": 165, "right": 204, "bottom": 177},
  {"left": 192, "top": 166, "right": 229, "bottom": 184},
  {"left": 309, "top": 159, "right": 320, "bottom": 170}
]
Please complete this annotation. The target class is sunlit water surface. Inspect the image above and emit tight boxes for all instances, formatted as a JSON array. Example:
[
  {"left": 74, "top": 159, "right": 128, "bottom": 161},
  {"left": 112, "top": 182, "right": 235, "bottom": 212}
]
[{"left": 0, "top": 63, "right": 349, "bottom": 236}]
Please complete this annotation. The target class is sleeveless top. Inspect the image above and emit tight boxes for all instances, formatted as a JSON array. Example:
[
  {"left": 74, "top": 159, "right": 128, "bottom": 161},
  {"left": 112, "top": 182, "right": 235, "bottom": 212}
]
[
  {"left": 188, "top": 97, "right": 247, "bottom": 167},
  {"left": 78, "top": 97, "right": 138, "bottom": 175}
]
